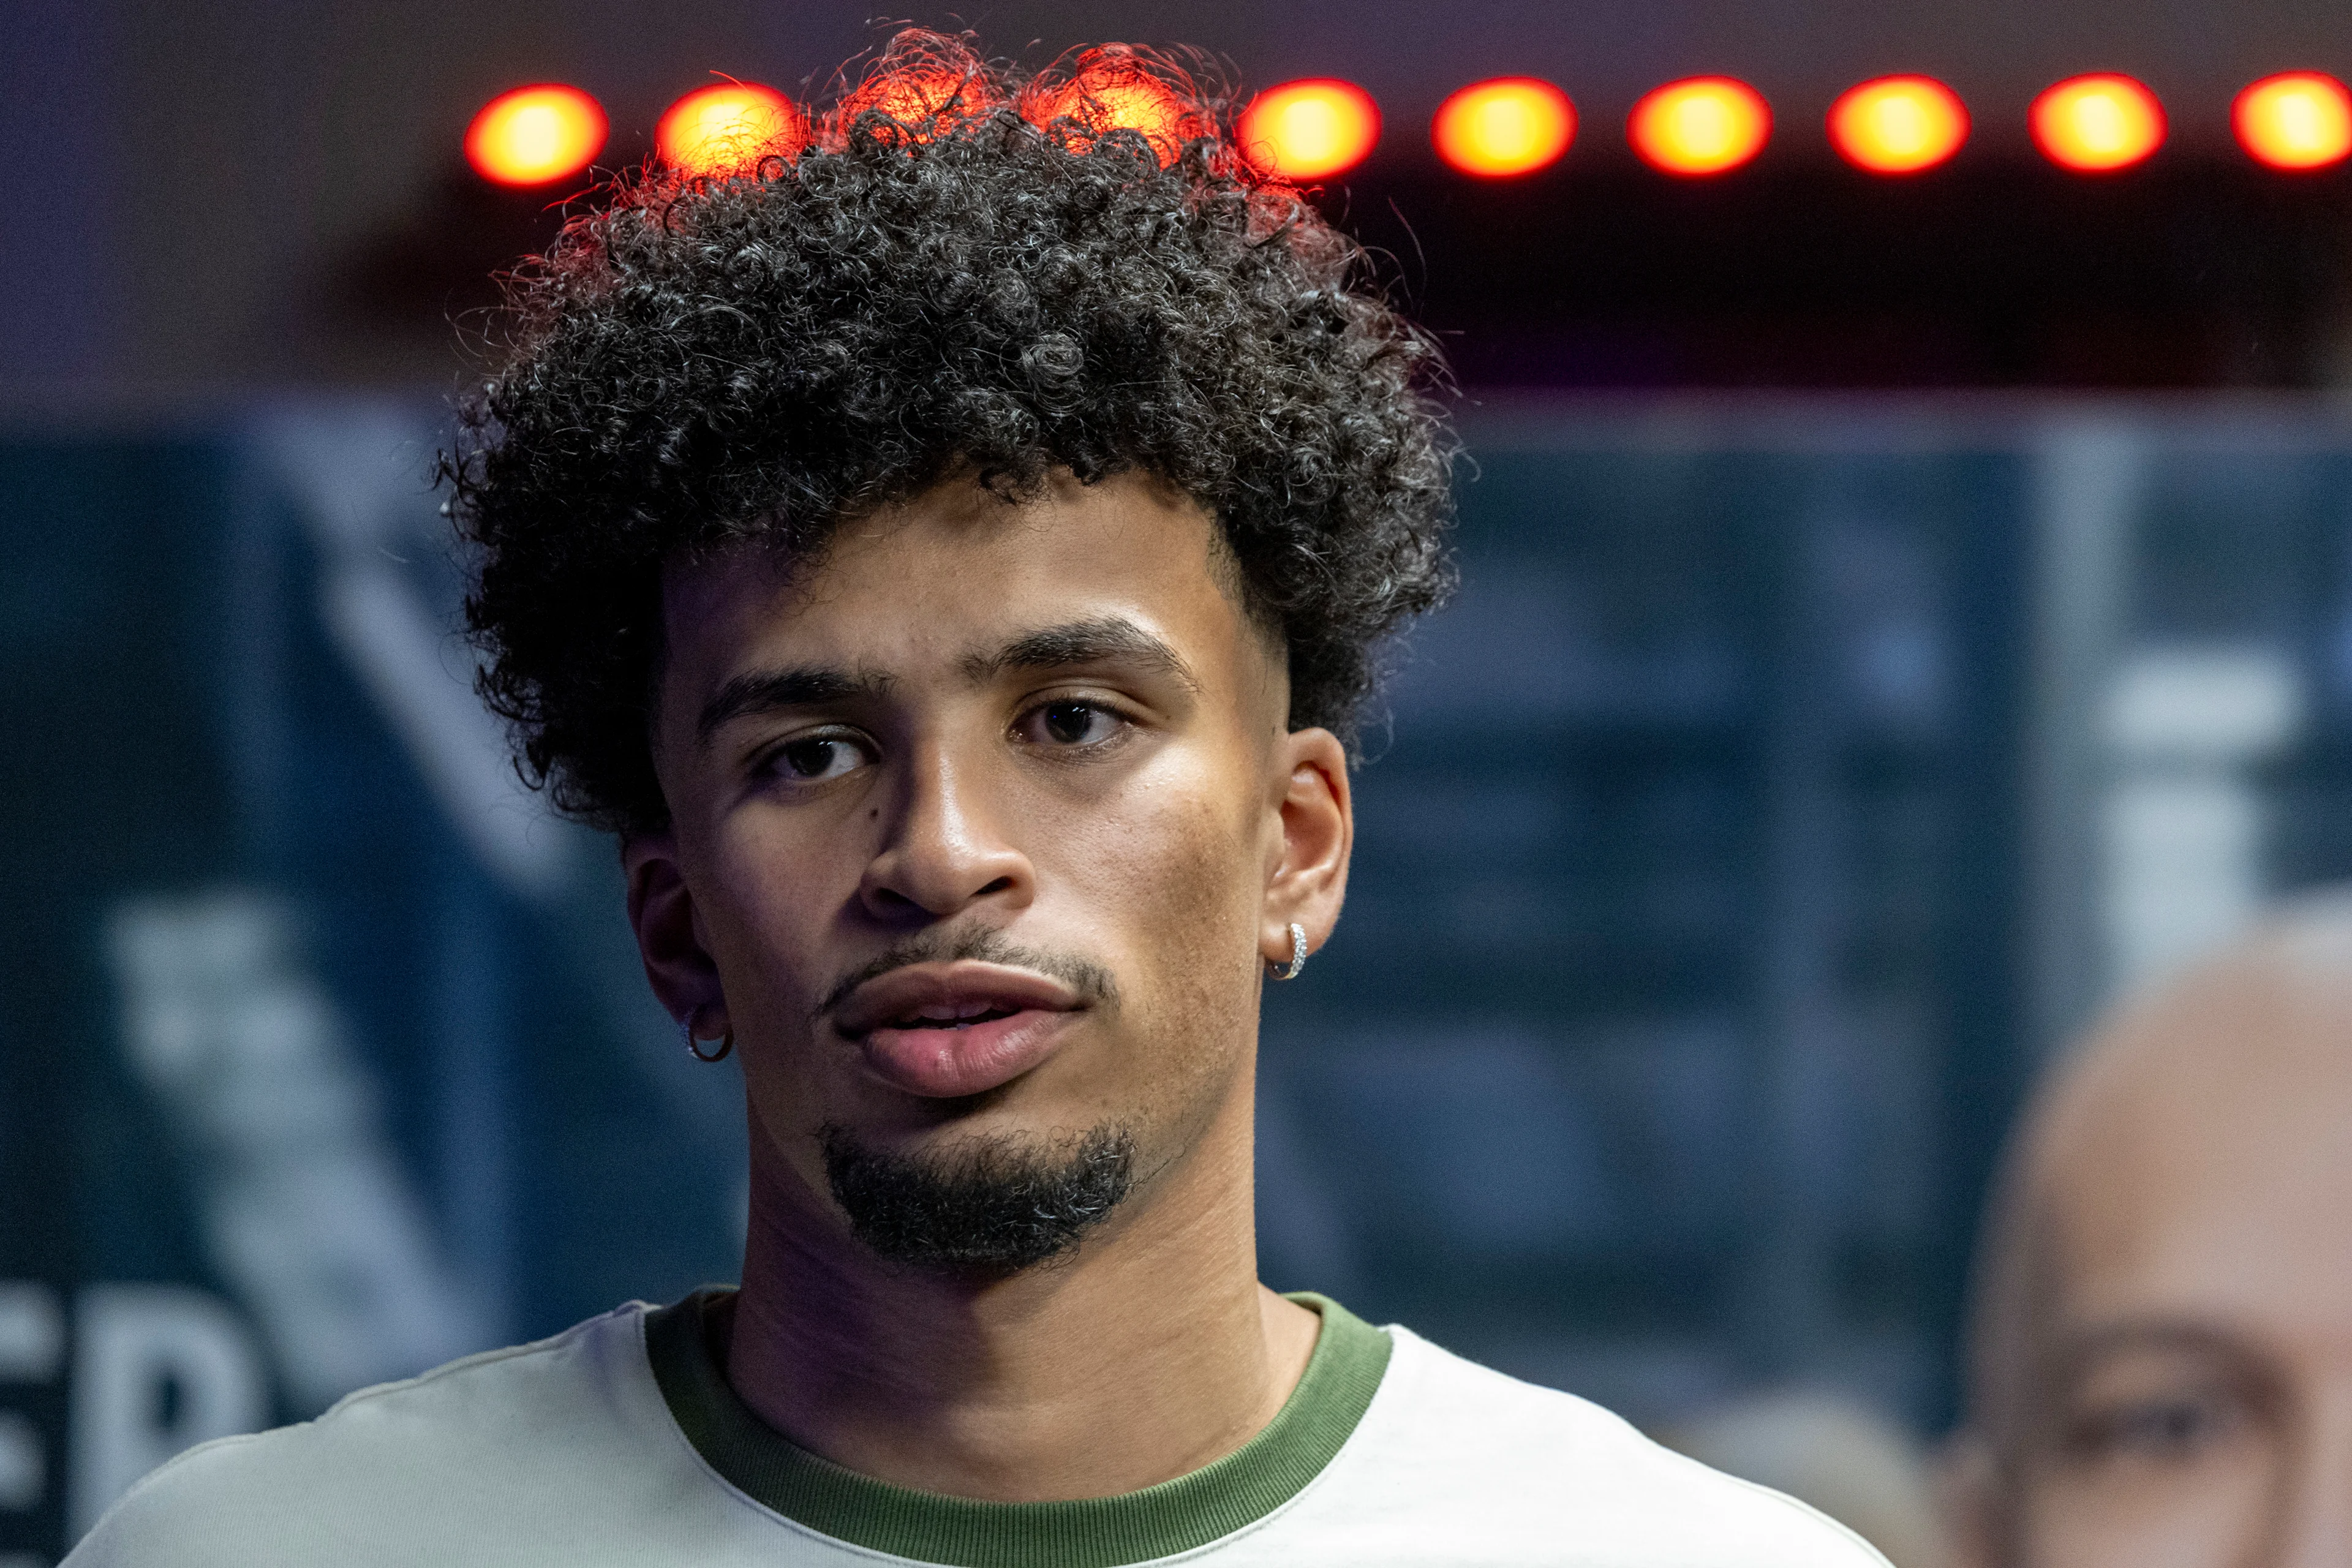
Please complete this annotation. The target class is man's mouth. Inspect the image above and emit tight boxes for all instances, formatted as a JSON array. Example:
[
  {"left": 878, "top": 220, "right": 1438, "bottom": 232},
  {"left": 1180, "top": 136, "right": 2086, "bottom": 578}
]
[
  {"left": 889, "top": 1000, "right": 1022, "bottom": 1030},
  {"left": 833, "top": 961, "right": 1085, "bottom": 1098}
]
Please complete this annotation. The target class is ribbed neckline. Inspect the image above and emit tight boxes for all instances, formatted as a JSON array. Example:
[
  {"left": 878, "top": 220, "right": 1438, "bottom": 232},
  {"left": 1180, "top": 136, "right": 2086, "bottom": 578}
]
[{"left": 643, "top": 1287, "right": 1390, "bottom": 1567}]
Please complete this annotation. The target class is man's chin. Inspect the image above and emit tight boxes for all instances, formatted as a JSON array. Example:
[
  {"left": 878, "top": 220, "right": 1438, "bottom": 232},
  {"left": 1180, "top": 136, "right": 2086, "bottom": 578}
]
[{"left": 818, "top": 1120, "right": 1136, "bottom": 1273}]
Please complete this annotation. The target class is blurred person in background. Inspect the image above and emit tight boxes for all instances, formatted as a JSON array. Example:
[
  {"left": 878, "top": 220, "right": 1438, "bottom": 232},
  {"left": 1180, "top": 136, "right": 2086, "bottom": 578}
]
[
  {"left": 1943, "top": 893, "right": 2352, "bottom": 1567},
  {"left": 66, "top": 31, "right": 1883, "bottom": 1568}
]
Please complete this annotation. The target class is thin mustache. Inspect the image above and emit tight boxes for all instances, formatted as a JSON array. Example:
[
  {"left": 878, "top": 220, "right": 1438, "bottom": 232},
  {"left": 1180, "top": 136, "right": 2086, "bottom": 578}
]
[{"left": 812, "top": 925, "right": 1120, "bottom": 1025}]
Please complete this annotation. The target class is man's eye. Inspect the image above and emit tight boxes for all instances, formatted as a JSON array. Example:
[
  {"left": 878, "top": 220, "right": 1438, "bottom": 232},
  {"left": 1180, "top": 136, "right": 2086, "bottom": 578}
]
[
  {"left": 772, "top": 736, "right": 865, "bottom": 782},
  {"left": 2065, "top": 1393, "right": 2247, "bottom": 1465},
  {"left": 1030, "top": 702, "right": 1121, "bottom": 747}
]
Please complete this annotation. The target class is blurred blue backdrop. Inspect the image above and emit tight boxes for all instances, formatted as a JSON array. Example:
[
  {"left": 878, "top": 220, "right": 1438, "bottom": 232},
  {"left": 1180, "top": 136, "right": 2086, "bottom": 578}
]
[{"left": 7, "top": 394, "right": 2352, "bottom": 1560}]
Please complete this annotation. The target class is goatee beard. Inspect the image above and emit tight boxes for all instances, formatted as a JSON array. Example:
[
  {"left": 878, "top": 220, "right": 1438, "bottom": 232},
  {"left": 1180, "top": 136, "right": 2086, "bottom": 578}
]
[{"left": 819, "top": 1121, "right": 1137, "bottom": 1273}]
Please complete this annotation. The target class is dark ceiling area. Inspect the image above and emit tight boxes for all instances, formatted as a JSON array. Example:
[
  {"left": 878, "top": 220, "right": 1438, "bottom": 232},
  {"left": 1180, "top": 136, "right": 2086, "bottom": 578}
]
[
  {"left": 1345, "top": 158, "right": 2352, "bottom": 388},
  {"left": 344, "top": 149, "right": 2352, "bottom": 393},
  {"left": 9, "top": 0, "right": 2352, "bottom": 391}
]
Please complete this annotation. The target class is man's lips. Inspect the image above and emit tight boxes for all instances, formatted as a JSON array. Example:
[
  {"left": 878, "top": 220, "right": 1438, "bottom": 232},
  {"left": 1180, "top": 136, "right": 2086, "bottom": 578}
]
[{"left": 832, "top": 961, "right": 1084, "bottom": 1099}]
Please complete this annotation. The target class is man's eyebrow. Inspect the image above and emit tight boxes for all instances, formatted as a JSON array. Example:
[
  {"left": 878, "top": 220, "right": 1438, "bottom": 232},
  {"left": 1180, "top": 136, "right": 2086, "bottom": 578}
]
[
  {"left": 2043, "top": 1317, "right": 2272, "bottom": 1388},
  {"left": 696, "top": 666, "right": 894, "bottom": 745},
  {"left": 960, "top": 617, "right": 1201, "bottom": 692}
]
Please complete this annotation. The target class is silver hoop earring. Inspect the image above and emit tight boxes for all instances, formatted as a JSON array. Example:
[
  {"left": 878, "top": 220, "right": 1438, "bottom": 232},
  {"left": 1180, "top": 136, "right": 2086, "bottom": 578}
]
[
  {"left": 1267, "top": 922, "right": 1308, "bottom": 982},
  {"left": 680, "top": 1008, "right": 734, "bottom": 1063}
]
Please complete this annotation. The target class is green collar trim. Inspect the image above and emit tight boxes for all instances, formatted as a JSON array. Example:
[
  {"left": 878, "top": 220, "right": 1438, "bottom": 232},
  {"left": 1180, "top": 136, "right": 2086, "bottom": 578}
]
[{"left": 644, "top": 1288, "right": 1390, "bottom": 1567}]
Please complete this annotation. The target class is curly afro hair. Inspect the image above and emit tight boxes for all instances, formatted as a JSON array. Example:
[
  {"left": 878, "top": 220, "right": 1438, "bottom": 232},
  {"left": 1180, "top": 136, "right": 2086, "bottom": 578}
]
[{"left": 447, "top": 31, "right": 1457, "bottom": 836}]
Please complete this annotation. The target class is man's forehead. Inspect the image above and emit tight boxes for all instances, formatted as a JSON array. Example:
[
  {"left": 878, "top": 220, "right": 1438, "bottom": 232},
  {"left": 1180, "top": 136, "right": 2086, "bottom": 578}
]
[
  {"left": 2030, "top": 967, "right": 2352, "bottom": 1330},
  {"left": 670, "top": 565, "right": 1218, "bottom": 683},
  {"left": 658, "top": 474, "right": 1261, "bottom": 702},
  {"left": 1975, "top": 931, "right": 2352, "bottom": 1439}
]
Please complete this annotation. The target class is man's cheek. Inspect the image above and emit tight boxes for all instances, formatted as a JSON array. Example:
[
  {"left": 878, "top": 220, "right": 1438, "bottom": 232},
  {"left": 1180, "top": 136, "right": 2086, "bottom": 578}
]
[
  {"left": 2026, "top": 1461, "right": 2274, "bottom": 1568},
  {"left": 1069, "top": 799, "right": 1247, "bottom": 943}
]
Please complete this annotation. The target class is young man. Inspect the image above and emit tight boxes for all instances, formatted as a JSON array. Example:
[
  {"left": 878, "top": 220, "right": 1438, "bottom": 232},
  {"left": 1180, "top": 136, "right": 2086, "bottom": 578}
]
[{"left": 70, "top": 36, "right": 1884, "bottom": 1566}]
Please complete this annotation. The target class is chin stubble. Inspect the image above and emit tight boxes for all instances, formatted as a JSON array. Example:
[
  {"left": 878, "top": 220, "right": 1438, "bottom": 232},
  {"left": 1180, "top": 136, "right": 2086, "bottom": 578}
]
[{"left": 818, "top": 1121, "right": 1137, "bottom": 1273}]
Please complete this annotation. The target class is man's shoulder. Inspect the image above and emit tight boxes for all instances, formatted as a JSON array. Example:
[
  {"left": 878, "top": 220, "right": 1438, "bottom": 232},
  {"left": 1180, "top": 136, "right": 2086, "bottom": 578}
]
[
  {"left": 65, "top": 1304, "right": 684, "bottom": 1566},
  {"left": 1306, "top": 1326, "right": 1890, "bottom": 1566}
]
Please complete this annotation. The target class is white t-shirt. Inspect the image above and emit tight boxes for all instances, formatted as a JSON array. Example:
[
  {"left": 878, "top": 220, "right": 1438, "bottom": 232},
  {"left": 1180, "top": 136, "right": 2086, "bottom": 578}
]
[{"left": 66, "top": 1291, "right": 1887, "bottom": 1566}]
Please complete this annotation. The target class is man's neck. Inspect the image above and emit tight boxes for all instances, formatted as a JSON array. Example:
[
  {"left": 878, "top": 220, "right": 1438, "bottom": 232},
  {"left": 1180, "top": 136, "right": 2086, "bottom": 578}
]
[{"left": 724, "top": 1098, "right": 1322, "bottom": 1502}]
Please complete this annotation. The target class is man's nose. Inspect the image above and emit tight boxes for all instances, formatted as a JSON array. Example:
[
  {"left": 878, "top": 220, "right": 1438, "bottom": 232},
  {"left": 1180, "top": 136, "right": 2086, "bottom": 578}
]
[{"left": 856, "top": 746, "right": 1033, "bottom": 922}]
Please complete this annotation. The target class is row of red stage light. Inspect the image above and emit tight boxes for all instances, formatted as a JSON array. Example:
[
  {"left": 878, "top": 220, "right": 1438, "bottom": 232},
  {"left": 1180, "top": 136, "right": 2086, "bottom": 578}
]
[{"left": 466, "top": 70, "right": 2352, "bottom": 189}]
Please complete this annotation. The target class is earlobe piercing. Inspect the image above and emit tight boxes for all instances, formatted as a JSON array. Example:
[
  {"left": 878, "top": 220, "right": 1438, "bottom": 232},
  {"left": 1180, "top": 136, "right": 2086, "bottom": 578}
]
[
  {"left": 1267, "top": 921, "right": 1308, "bottom": 982},
  {"left": 681, "top": 1005, "right": 735, "bottom": 1063}
]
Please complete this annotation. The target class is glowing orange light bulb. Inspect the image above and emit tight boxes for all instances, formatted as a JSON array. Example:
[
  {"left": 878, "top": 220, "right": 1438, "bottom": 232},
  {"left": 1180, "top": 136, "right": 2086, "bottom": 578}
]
[
  {"left": 1830, "top": 75, "right": 1969, "bottom": 173},
  {"left": 658, "top": 82, "right": 808, "bottom": 175},
  {"left": 2032, "top": 74, "right": 2165, "bottom": 172},
  {"left": 836, "top": 66, "right": 989, "bottom": 141},
  {"left": 1433, "top": 78, "right": 1576, "bottom": 176},
  {"left": 2234, "top": 72, "right": 2352, "bottom": 170},
  {"left": 1029, "top": 58, "right": 1204, "bottom": 166},
  {"left": 1238, "top": 79, "right": 1380, "bottom": 179},
  {"left": 465, "top": 85, "right": 606, "bottom": 187},
  {"left": 1629, "top": 77, "right": 1771, "bottom": 175},
  {"left": 1080, "top": 78, "right": 1186, "bottom": 142}
]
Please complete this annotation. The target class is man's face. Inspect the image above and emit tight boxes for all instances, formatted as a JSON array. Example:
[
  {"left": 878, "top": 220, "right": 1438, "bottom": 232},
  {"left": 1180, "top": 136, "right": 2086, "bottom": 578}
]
[
  {"left": 1990, "top": 980, "right": 2352, "bottom": 1568},
  {"left": 628, "top": 471, "right": 1346, "bottom": 1267}
]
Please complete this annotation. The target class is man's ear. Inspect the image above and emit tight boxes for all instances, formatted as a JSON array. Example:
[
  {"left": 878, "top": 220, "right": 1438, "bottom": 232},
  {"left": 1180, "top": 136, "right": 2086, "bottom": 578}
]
[
  {"left": 1260, "top": 726, "right": 1351, "bottom": 970},
  {"left": 622, "top": 830, "right": 728, "bottom": 1036},
  {"left": 1937, "top": 1429, "right": 2006, "bottom": 1568}
]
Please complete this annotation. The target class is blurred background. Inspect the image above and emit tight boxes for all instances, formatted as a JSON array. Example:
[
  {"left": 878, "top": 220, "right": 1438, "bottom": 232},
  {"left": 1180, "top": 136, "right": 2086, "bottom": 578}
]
[{"left": 8, "top": 0, "right": 2352, "bottom": 1561}]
